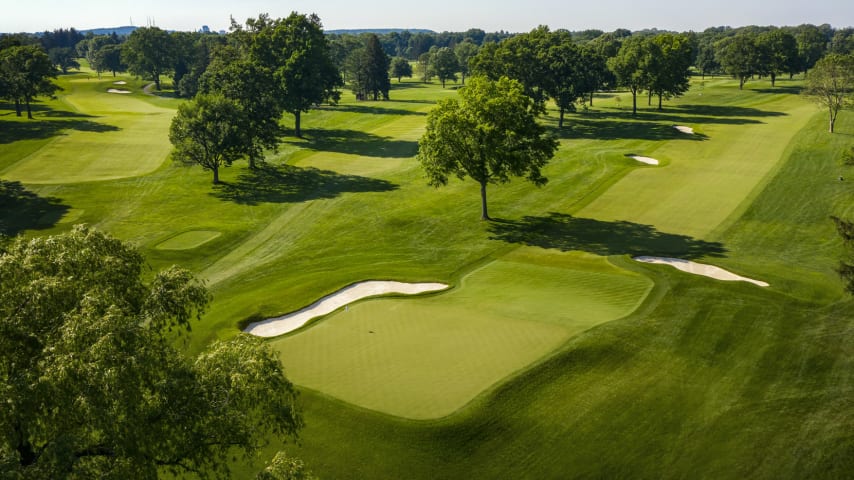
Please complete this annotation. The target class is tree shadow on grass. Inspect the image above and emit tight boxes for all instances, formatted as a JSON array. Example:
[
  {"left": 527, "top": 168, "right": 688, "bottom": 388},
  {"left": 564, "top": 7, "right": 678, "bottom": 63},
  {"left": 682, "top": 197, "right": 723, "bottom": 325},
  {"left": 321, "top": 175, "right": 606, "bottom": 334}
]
[
  {"left": 0, "top": 180, "right": 70, "bottom": 236},
  {"left": 554, "top": 119, "right": 709, "bottom": 141},
  {"left": 289, "top": 128, "right": 419, "bottom": 158},
  {"left": 0, "top": 119, "right": 119, "bottom": 144},
  {"left": 670, "top": 104, "right": 788, "bottom": 118},
  {"left": 333, "top": 104, "right": 426, "bottom": 116},
  {"left": 210, "top": 163, "right": 399, "bottom": 205},
  {"left": 488, "top": 212, "right": 727, "bottom": 259}
]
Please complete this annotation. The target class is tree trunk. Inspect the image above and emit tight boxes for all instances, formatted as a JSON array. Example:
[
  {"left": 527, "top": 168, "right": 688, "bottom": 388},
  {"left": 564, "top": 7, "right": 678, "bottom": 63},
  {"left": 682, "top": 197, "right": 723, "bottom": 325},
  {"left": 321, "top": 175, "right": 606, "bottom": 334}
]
[
  {"left": 658, "top": 94, "right": 663, "bottom": 111},
  {"left": 442, "top": 79, "right": 446, "bottom": 88},
  {"left": 212, "top": 165, "right": 220, "bottom": 184},
  {"left": 739, "top": 76, "right": 745, "bottom": 90},
  {"left": 771, "top": 73, "right": 776, "bottom": 87},
  {"left": 631, "top": 88, "right": 637, "bottom": 116},
  {"left": 480, "top": 181, "right": 490, "bottom": 221},
  {"left": 25, "top": 97, "right": 32, "bottom": 119},
  {"left": 647, "top": 90, "right": 652, "bottom": 106},
  {"left": 589, "top": 92, "right": 594, "bottom": 107},
  {"left": 153, "top": 74, "right": 161, "bottom": 91},
  {"left": 559, "top": 107, "right": 565, "bottom": 128},
  {"left": 461, "top": 73, "right": 466, "bottom": 85},
  {"left": 830, "top": 107, "right": 836, "bottom": 133},
  {"left": 14, "top": 99, "right": 21, "bottom": 117},
  {"left": 294, "top": 111, "right": 302, "bottom": 138}
]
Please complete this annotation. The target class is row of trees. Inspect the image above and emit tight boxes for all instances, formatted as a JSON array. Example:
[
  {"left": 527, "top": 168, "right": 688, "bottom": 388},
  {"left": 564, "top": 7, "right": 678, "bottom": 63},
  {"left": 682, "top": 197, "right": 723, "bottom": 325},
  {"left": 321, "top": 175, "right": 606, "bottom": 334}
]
[{"left": 0, "top": 43, "right": 58, "bottom": 118}]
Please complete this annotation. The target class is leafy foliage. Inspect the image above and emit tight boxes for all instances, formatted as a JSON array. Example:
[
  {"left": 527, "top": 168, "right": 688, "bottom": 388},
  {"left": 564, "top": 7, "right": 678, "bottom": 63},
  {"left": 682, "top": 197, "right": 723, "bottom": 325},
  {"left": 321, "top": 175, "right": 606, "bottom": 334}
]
[
  {"left": 122, "top": 27, "right": 174, "bottom": 90},
  {"left": 0, "top": 226, "right": 302, "bottom": 478},
  {"left": 417, "top": 76, "right": 558, "bottom": 220},
  {"left": 390, "top": 56, "right": 413, "bottom": 82},
  {"left": 0, "top": 45, "right": 59, "bottom": 118},
  {"left": 802, "top": 53, "right": 854, "bottom": 133}
]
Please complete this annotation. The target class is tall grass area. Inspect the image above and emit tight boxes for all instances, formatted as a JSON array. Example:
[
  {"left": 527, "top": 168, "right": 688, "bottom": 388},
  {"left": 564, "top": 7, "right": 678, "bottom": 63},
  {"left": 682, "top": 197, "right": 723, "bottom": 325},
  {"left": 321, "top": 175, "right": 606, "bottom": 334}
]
[{"left": 2, "top": 70, "right": 853, "bottom": 479}]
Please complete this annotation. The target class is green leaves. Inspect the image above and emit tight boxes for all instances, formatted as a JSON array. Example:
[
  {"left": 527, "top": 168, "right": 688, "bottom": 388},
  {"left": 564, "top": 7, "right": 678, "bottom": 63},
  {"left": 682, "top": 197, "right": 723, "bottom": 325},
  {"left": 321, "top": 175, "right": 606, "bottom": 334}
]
[
  {"left": 417, "top": 76, "right": 558, "bottom": 220},
  {"left": 0, "top": 227, "right": 302, "bottom": 478}
]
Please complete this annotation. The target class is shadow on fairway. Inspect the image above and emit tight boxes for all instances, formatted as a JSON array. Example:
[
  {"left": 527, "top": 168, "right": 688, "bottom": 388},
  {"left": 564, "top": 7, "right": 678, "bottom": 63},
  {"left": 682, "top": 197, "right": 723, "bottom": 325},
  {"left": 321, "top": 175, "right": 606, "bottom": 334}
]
[
  {"left": 291, "top": 128, "right": 419, "bottom": 158},
  {"left": 333, "top": 104, "right": 426, "bottom": 116},
  {"left": 555, "top": 120, "right": 709, "bottom": 141},
  {"left": 0, "top": 119, "right": 119, "bottom": 144},
  {"left": 671, "top": 104, "right": 788, "bottom": 118},
  {"left": 0, "top": 180, "right": 70, "bottom": 236},
  {"left": 210, "top": 163, "right": 398, "bottom": 205},
  {"left": 751, "top": 86, "right": 803, "bottom": 95},
  {"left": 488, "top": 212, "right": 727, "bottom": 259}
]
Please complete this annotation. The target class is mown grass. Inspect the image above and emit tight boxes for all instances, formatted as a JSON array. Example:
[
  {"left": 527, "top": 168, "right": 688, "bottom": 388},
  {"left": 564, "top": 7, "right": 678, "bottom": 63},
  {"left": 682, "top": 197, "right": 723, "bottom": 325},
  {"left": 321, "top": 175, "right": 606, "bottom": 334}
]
[
  {"left": 271, "top": 248, "right": 652, "bottom": 419},
  {"left": 3, "top": 72, "right": 853, "bottom": 479}
]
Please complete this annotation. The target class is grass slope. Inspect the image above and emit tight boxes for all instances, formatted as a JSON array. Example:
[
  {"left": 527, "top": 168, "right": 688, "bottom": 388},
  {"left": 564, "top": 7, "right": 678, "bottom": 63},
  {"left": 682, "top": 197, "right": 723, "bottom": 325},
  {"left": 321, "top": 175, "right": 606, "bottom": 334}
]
[{"left": 272, "top": 248, "right": 652, "bottom": 419}]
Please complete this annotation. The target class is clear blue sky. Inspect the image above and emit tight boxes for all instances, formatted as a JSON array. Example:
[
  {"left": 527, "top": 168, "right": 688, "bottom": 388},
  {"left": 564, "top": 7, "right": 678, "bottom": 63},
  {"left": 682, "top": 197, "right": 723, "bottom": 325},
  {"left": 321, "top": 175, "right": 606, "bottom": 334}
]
[{"left": 3, "top": 0, "right": 853, "bottom": 33}]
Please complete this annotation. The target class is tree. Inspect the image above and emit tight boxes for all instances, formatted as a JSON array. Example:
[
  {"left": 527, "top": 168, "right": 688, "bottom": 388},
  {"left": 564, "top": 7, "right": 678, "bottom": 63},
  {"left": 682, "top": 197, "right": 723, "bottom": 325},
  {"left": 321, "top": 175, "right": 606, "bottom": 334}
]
[
  {"left": 169, "top": 93, "right": 247, "bottom": 183},
  {"left": 715, "top": 33, "right": 760, "bottom": 89},
  {"left": 539, "top": 30, "right": 584, "bottom": 127},
  {"left": 122, "top": 26, "right": 173, "bottom": 90},
  {"left": 47, "top": 47, "right": 79, "bottom": 74},
  {"left": 432, "top": 47, "right": 459, "bottom": 88},
  {"left": 0, "top": 226, "right": 302, "bottom": 478},
  {"left": 802, "top": 53, "right": 854, "bottom": 133},
  {"left": 795, "top": 24, "right": 829, "bottom": 72},
  {"left": 94, "top": 44, "right": 126, "bottom": 77},
  {"left": 454, "top": 40, "right": 478, "bottom": 84},
  {"left": 417, "top": 76, "right": 558, "bottom": 221},
  {"left": 390, "top": 56, "right": 413, "bottom": 82},
  {"left": 695, "top": 42, "right": 720, "bottom": 78},
  {"left": 608, "top": 36, "right": 647, "bottom": 115},
  {"left": 362, "top": 34, "right": 391, "bottom": 100},
  {"left": 758, "top": 30, "right": 799, "bottom": 86},
  {"left": 0, "top": 45, "right": 59, "bottom": 118},
  {"left": 252, "top": 13, "right": 342, "bottom": 137},
  {"left": 77, "top": 35, "right": 117, "bottom": 79},
  {"left": 645, "top": 33, "right": 693, "bottom": 110},
  {"left": 198, "top": 46, "right": 282, "bottom": 169},
  {"left": 416, "top": 52, "right": 432, "bottom": 82}
]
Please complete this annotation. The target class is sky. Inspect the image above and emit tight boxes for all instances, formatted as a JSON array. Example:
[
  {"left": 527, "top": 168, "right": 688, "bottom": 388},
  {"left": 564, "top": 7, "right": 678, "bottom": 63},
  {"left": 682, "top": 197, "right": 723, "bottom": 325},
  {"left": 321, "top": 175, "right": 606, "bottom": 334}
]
[{"left": 2, "top": 0, "right": 853, "bottom": 34}]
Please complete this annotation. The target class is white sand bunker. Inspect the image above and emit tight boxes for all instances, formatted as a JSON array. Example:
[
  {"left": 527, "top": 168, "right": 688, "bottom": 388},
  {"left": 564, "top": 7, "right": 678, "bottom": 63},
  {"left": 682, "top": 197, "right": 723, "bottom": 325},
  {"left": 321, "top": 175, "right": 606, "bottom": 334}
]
[
  {"left": 107, "top": 88, "right": 131, "bottom": 94},
  {"left": 244, "top": 281, "right": 449, "bottom": 337},
  {"left": 629, "top": 155, "right": 659, "bottom": 165},
  {"left": 113, "top": 81, "right": 127, "bottom": 85},
  {"left": 674, "top": 125, "right": 694, "bottom": 134},
  {"left": 634, "top": 257, "right": 769, "bottom": 287}
]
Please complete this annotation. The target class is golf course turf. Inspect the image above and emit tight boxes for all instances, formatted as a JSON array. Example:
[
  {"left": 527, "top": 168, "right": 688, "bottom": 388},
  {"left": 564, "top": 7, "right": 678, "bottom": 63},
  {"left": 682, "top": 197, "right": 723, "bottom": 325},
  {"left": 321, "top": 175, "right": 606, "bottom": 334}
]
[{"left": 3, "top": 66, "right": 853, "bottom": 479}]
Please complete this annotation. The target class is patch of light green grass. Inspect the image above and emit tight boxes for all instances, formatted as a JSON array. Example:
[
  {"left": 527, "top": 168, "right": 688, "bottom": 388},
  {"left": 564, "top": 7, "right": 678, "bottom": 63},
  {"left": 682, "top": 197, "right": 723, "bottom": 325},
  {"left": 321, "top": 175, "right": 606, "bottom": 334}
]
[
  {"left": 271, "top": 248, "right": 652, "bottom": 419},
  {"left": 155, "top": 230, "right": 222, "bottom": 250}
]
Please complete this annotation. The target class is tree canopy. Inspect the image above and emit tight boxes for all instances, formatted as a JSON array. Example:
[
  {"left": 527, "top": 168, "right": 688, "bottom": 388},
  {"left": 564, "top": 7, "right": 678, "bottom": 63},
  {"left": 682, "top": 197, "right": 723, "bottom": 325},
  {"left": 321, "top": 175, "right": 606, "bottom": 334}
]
[
  {"left": 0, "top": 45, "right": 59, "bottom": 118},
  {"left": 417, "top": 76, "right": 558, "bottom": 220},
  {"left": 803, "top": 53, "right": 854, "bottom": 133},
  {"left": 0, "top": 226, "right": 302, "bottom": 478},
  {"left": 169, "top": 93, "right": 247, "bottom": 183},
  {"left": 122, "top": 27, "right": 174, "bottom": 90}
]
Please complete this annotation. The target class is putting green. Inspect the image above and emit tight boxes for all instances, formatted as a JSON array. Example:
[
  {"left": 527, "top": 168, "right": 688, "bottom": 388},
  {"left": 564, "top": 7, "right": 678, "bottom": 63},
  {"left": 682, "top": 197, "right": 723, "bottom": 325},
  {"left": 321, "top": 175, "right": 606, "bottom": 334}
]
[
  {"left": 272, "top": 248, "right": 653, "bottom": 419},
  {"left": 155, "top": 230, "right": 222, "bottom": 250},
  {"left": 1, "top": 77, "right": 174, "bottom": 184}
]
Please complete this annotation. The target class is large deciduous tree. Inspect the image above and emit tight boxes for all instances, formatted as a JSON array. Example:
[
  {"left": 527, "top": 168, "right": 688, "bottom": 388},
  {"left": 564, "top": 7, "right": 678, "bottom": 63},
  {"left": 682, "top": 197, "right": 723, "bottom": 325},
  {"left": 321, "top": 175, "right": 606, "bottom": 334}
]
[
  {"left": 198, "top": 46, "right": 282, "bottom": 169},
  {"left": 757, "top": 29, "right": 800, "bottom": 86},
  {"left": 47, "top": 47, "right": 79, "bottom": 74},
  {"left": 346, "top": 34, "right": 390, "bottom": 100},
  {"left": 0, "top": 45, "right": 59, "bottom": 118},
  {"left": 417, "top": 76, "right": 558, "bottom": 221},
  {"left": 608, "top": 35, "right": 647, "bottom": 115},
  {"left": 253, "top": 13, "right": 341, "bottom": 137},
  {"left": 390, "top": 56, "right": 413, "bottom": 82},
  {"left": 0, "top": 225, "right": 303, "bottom": 478},
  {"left": 454, "top": 40, "right": 478, "bottom": 85},
  {"left": 715, "top": 33, "right": 760, "bottom": 90},
  {"left": 803, "top": 53, "right": 854, "bottom": 133},
  {"left": 122, "top": 26, "right": 174, "bottom": 90},
  {"left": 169, "top": 93, "right": 247, "bottom": 183},
  {"left": 431, "top": 47, "right": 459, "bottom": 88},
  {"left": 645, "top": 33, "right": 693, "bottom": 110}
]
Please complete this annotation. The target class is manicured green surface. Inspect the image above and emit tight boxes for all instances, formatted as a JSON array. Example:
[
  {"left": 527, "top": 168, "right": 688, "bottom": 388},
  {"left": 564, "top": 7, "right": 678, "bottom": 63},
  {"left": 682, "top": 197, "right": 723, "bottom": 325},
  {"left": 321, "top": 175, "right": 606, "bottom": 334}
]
[
  {"left": 155, "top": 230, "right": 222, "bottom": 250},
  {"left": 3, "top": 72, "right": 853, "bottom": 479},
  {"left": 1, "top": 75, "right": 173, "bottom": 184},
  {"left": 272, "top": 248, "right": 652, "bottom": 419}
]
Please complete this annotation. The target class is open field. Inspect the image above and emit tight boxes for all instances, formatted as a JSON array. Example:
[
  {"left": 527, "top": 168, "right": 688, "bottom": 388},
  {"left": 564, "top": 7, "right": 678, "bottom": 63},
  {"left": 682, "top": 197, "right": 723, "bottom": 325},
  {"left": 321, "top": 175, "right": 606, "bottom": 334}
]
[{"left": 3, "top": 70, "right": 853, "bottom": 479}]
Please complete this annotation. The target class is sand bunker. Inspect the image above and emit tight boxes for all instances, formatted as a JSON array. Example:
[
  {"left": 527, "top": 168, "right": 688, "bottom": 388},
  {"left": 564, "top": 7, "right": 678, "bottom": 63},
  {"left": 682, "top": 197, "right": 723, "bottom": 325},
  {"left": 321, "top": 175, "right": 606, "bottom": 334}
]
[
  {"left": 107, "top": 88, "right": 131, "bottom": 94},
  {"left": 244, "top": 281, "right": 449, "bottom": 337},
  {"left": 630, "top": 155, "right": 659, "bottom": 165},
  {"left": 113, "top": 81, "right": 127, "bottom": 85},
  {"left": 634, "top": 256, "right": 769, "bottom": 287},
  {"left": 674, "top": 125, "right": 694, "bottom": 134}
]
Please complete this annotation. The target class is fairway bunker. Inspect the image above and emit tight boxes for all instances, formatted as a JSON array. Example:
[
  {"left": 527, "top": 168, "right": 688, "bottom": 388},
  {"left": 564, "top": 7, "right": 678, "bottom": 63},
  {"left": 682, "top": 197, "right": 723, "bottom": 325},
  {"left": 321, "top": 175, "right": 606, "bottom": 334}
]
[
  {"left": 107, "top": 88, "right": 131, "bottom": 94},
  {"left": 628, "top": 155, "right": 659, "bottom": 165},
  {"left": 244, "top": 281, "right": 449, "bottom": 337},
  {"left": 113, "top": 81, "right": 127, "bottom": 85},
  {"left": 634, "top": 256, "right": 769, "bottom": 287},
  {"left": 674, "top": 125, "right": 694, "bottom": 134}
]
